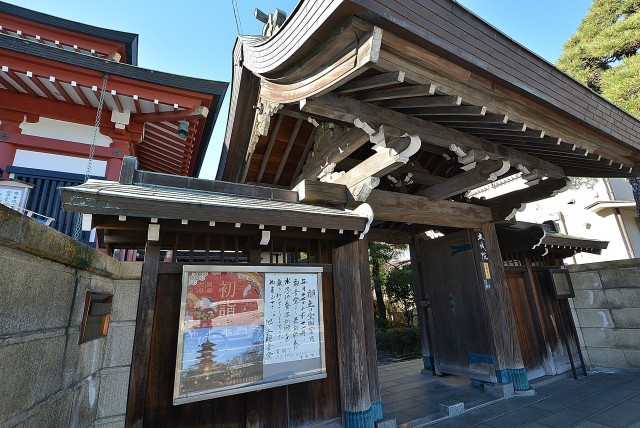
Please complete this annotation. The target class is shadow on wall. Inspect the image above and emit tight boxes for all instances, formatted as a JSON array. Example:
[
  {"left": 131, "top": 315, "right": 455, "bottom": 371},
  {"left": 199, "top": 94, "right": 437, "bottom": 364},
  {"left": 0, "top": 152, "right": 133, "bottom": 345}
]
[{"left": 0, "top": 204, "right": 142, "bottom": 428}]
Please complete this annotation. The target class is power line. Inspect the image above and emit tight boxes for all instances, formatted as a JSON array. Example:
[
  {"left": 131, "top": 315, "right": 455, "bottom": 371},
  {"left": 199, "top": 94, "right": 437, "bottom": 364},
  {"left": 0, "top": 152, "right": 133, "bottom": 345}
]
[{"left": 232, "top": 0, "right": 243, "bottom": 35}]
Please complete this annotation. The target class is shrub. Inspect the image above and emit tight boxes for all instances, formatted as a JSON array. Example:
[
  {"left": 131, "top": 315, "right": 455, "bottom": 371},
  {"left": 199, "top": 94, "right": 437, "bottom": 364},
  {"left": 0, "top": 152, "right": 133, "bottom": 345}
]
[{"left": 375, "top": 327, "right": 421, "bottom": 358}]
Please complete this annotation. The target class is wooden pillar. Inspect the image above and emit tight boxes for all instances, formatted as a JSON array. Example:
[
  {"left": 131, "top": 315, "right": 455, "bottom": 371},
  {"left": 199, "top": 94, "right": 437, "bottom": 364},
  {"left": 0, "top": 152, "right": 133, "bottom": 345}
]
[
  {"left": 125, "top": 226, "right": 161, "bottom": 427},
  {"left": 357, "top": 238, "right": 383, "bottom": 421},
  {"left": 409, "top": 241, "right": 435, "bottom": 373},
  {"left": 333, "top": 239, "right": 373, "bottom": 427},
  {"left": 478, "top": 222, "right": 529, "bottom": 391}
]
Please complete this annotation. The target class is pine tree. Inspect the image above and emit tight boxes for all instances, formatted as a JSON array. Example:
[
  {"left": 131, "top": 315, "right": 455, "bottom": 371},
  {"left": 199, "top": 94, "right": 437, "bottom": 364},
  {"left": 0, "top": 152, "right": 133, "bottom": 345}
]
[{"left": 557, "top": 0, "right": 640, "bottom": 216}]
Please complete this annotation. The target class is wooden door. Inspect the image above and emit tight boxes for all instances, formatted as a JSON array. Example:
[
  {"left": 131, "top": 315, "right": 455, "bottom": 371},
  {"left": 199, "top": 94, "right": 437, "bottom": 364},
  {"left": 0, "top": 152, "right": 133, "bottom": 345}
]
[
  {"left": 504, "top": 268, "right": 549, "bottom": 379},
  {"left": 418, "top": 230, "right": 494, "bottom": 381}
]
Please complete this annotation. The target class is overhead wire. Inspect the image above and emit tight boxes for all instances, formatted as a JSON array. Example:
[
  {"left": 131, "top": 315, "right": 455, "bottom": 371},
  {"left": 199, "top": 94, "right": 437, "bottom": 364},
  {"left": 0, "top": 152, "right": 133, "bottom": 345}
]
[{"left": 232, "top": 0, "right": 243, "bottom": 35}]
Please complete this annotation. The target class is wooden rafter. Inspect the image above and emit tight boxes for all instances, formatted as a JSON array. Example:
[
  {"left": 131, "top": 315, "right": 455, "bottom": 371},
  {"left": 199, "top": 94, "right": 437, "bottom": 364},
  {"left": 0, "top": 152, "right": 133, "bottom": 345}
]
[
  {"left": 377, "top": 95, "right": 462, "bottom": 109},
  {"left": 110, "top": 90, "right": 124, "bottom": 113},
  {"left": 48, "top": 76, "right": 69, "bottom": 101},
  {"left": 447, "top": 122, "right": 527, "bottom": 132},
  {"left": 430, "top": 113, "right": 509, "bottom": 124},
  {"left": 130, "top": 106, "right": 207, "bottom": 123},
  {"left": 356, "top": 84, "right": 436, "bottom": 102},
  {"left": 70, "top": 81, "right": 93, "bottom": 106},
  {"left": 300, "top": 93, "right": 565, "bottom": 178},
  {"left": 273, "top": 119, "right": 302, "bottom": 184},
  {"left": 336, "top": 71, "right": 405, "bottom": 94},
  {"left": 406, "top": 105, "right": 486, "bottom": 116},
  {"left": 416, "top": 160, "right": 510, "bottom": 200},
  {"left": 256, "top": 115, "right": 283, "bottom": 183},
  {"left": 376, "top": 44, "right": 636, "bottom": 167}
]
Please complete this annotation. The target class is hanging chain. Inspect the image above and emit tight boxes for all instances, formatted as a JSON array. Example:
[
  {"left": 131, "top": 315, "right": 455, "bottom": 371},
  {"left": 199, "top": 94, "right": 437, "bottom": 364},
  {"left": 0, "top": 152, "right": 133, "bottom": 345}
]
[{"left": 73, "top": 73, "right": 109, "bottom": 241}]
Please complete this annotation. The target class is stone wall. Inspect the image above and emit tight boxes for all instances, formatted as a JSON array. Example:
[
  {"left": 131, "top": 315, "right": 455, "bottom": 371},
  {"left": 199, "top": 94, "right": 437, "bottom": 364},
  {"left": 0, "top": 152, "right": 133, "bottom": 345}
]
[
  {"left": 0, "top": 204, "right": 142, "bottom": 427},
  {"left": 569, "top": 258, "right": 640, "bottom": 373}
]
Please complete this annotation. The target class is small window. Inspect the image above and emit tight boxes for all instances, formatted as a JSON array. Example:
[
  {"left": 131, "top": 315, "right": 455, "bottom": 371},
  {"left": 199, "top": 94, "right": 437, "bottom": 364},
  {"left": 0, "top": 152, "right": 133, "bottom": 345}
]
[{"left": 80, "top": 291, "right": 113, "bottom": 343}]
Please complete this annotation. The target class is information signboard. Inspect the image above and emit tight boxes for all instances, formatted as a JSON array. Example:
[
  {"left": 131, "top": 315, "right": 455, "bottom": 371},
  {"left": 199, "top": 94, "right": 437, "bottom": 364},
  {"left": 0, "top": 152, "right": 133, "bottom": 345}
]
[{"left": 173, "top": 265, "right": 326, "bottom": 405}]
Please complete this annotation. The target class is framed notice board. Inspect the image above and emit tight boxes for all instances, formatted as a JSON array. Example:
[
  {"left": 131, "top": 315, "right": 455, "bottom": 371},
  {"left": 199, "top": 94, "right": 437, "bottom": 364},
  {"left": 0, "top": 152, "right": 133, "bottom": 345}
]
[{"left": 173, "top": 265, "right": 326, "bottom": 405}]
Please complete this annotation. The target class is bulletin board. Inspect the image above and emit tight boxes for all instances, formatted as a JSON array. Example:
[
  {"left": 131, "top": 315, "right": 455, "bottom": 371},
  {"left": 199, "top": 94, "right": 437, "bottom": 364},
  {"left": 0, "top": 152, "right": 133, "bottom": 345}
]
[{"left": 173, "top": 265, "right": 326, "bottom": 405}]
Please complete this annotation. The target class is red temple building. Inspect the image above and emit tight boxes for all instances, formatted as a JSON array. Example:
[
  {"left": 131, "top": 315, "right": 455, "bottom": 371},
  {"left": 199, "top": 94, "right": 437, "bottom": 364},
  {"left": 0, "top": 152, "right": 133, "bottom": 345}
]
[{"left": 0, "top": 1, "right": 227, "bottom": 244}]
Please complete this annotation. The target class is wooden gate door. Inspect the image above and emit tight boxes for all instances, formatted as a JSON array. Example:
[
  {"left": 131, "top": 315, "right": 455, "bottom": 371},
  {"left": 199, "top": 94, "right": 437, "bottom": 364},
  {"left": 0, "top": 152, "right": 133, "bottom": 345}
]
[
  {"left": 418, "top": 230, "right": 495, "bottom": 381},
  {"left": 504, "top": 268, "right": 549, "bottom": 380}
]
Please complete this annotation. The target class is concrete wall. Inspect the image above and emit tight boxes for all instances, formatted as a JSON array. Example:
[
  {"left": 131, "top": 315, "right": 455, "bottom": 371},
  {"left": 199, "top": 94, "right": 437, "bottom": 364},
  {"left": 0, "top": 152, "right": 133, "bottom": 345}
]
[
  {"left": 0, "top": 204, "right": 142, "bottom": 427},
  {"left": 569, "top": 258, "right": 640, "bottom": 373}
]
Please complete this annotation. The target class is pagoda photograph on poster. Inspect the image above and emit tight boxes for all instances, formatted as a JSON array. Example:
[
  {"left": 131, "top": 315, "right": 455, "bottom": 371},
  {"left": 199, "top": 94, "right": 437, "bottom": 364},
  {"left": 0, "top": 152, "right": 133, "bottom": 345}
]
[{"left": 178, "top": 270, "right": 265, "bottom": 395}]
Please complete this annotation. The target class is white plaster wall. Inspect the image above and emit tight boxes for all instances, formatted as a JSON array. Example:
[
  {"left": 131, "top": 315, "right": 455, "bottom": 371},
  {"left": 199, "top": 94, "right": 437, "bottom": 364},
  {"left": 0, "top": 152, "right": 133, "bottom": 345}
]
[
  {"left": 13, "top": 150, "right": 106, "bottom": 176},
  {"left": 474, "top": 176, "right": 639, "bottom": 264},
  {"left": 20, "top": 117, "right": 112, "bottom": 147}
]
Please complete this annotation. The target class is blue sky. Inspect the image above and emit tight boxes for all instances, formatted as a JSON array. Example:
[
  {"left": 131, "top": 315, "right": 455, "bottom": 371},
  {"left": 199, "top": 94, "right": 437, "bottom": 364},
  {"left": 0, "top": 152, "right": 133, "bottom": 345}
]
[{"left": 7, "top": 0, "right": 592, "bottom": 179}]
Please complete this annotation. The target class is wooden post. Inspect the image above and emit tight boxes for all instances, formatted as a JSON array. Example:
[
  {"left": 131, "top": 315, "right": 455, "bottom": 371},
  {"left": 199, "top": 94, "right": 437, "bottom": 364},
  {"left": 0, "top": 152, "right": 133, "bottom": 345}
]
[
  {"left": 409, "top": 241, "right": 435, "bottom": 374},
  {"left": 333, "top": 239, "right": 372, "bottom": 427},
  {"left": 478, "top": 222, "right": 529, "bottom": 391},
  {"left": 125, "top": 227, "right": 161, "bottom": 427},
  {"left": 358, "top": 238, "right": 383, "bottom": 421}
]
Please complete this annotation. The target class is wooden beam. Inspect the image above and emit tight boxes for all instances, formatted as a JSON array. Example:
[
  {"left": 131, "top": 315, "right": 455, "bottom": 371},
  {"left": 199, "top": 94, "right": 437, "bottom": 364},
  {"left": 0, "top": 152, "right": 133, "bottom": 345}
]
[
  {"left": 365, "top": 189, "right": 492, "bottom": 228},
  {"left": 130, "top": 105, "right": 208, "bottom": 123},
  {"left": 300, "top": 93, "right": 565, "bottom": 178},
  {"left": 294, "top": 125, "right": 370, "bottom": 185},
  {"left": 332, "top": 135, "right": 421, "bottom": 196},
  {"left": 378, "top": 95, "right": 462, "bottom": 109},
  {"left": 416, "top": 160, "right": 510, "bottom": 200},
  {"left": 356, "top": 83, "right": 436, "bottom": 102},
  {"left": 336, "top": 71, "right": 405, "bottom": 94},
  {"left": 296, "top": 180, "right": 347, "bottom": 206}
]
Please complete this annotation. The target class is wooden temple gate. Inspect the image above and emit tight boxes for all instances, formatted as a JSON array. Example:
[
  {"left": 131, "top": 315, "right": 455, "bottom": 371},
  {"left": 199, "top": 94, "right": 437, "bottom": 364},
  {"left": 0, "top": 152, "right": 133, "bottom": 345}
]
[{"left": 63, "top": 0, "right": 640, "bottom": 426}]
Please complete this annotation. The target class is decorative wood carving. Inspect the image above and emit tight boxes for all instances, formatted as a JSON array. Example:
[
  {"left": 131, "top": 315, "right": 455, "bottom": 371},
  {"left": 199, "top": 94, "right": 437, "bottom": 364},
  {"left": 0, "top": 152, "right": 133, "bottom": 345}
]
[{"left": 247, "top": 97, "right": 283, "bottom": 155}]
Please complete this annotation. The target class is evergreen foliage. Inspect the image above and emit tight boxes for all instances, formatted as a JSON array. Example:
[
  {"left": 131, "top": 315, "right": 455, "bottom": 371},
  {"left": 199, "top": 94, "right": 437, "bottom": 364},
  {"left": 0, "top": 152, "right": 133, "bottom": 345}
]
[{"left": 557, "top": 0, "right": 640, "bottom": 215}]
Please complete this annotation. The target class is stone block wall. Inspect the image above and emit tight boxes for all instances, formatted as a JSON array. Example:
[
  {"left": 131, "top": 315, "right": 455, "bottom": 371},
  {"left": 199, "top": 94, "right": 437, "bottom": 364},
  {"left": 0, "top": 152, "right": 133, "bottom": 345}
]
[
  {"left": 0, "top": 204, "right": 142, "bottom": 427},
  {"left": 568, "top": 258, "right": 640, "bottom": 373}
]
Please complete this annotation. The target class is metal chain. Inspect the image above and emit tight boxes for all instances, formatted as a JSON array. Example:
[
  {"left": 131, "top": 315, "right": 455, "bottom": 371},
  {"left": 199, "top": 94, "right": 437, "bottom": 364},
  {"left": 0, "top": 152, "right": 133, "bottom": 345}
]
[{"left": 73, "top": 73, "right": 109, "bottom": 241}]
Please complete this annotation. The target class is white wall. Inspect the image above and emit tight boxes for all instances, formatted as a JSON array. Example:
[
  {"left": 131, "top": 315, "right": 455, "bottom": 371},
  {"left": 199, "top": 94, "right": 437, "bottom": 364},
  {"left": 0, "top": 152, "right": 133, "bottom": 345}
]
[
  {"left": 474, "top": 176, "right": 639, "bottom": 264},
  {"left": 13, "top": 150, "right": 106, "bottom": 177},
  {"left": 20, "top": 117, "right": 112, "bottom": 147}
]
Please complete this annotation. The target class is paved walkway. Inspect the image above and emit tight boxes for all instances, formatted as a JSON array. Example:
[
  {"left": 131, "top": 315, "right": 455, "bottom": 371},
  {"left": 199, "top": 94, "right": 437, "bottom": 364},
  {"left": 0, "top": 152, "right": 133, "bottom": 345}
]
[
  {"left": 378, "top": 358, "right": 640, "bottom": 428},
  {"left": 428, "top": 371, "right": 640, "bottom": 428},
  {"left": 379, "top": 358, "right": 493, "bottom": 424}
]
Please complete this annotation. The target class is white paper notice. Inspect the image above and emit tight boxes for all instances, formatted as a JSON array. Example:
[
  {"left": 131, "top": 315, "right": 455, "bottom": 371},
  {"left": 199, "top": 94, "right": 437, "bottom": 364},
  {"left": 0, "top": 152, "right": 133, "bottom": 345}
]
[{"left": 263, "top": 272, "right": 321, "bottom": 364}]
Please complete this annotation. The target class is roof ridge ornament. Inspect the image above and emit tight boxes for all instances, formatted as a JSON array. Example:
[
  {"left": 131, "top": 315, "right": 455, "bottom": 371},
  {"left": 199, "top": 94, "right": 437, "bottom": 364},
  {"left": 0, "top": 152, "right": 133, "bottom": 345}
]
[{"left": 255, "top": 8, "right": 288, "bottom": 37}]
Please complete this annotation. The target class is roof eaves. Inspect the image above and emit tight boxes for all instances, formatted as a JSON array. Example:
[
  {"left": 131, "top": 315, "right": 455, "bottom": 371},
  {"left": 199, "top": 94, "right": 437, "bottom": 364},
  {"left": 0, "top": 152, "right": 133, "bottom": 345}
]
[{"left": 0, "top": 1, "right": 139, "bottom": 64}]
